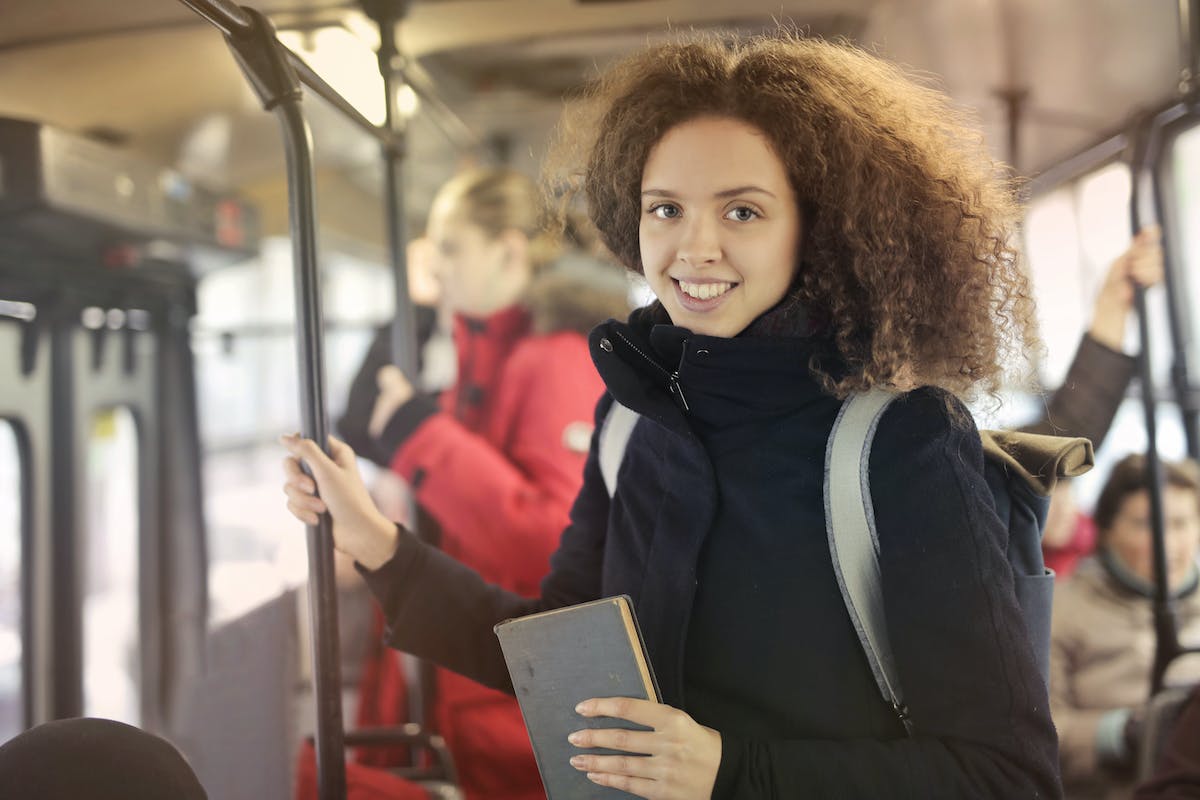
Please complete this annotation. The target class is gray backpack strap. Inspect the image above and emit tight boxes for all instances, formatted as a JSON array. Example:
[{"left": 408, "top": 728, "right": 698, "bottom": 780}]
[
  {"left": 599, "top": 400, "right": 640, "bottom": 498},
  {"left": 824, "top": 388, "right": 914, "bottom": 735}
]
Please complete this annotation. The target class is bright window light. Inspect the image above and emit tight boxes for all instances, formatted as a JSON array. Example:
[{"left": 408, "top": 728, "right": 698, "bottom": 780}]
[
  {"left": 1076, "top": 163, "right": 1132, "bottom": 281},
  {"left": 279, "top": 27, "right": 386, "bottom": 126},
  {"left": 1024, "top": 189, "right": 1085, "bottom": 387},
  {"left": 396, "top": 84, "right": 420, "bottom": 118}
]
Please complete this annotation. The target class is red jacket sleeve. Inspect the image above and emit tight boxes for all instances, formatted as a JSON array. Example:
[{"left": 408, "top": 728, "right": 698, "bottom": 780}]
[{"left": 389, "top": 333, "right": 603, "bottom": 596}]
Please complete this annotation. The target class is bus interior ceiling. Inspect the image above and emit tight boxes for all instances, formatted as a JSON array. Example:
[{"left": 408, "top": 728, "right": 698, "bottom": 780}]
[{"left": 0, "top": 1, "right": 1196, "bottom": 798}]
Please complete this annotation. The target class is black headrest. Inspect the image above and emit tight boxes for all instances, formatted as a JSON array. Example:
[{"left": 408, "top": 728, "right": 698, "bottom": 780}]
[{"left": 0, "top": 717, "right": 207, "bottom": 799}]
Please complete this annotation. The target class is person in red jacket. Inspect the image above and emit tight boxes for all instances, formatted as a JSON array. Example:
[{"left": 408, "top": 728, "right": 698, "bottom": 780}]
[{"left": 336, "top": 167, "right": 630, "bottom": 800}]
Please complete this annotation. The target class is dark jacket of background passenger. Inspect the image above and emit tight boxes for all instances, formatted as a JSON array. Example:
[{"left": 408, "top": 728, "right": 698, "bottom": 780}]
[
  {"left": 361, "top": 304, "right": 1063, "bottom": 799},
  {"left": 1022, "top": 333, "right": 1136, "bottom": 451}
]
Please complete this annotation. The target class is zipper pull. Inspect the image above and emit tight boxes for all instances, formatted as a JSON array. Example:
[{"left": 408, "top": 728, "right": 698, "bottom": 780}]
[{"left": 669, "top": 373, "right": 690, "bottom": 411}]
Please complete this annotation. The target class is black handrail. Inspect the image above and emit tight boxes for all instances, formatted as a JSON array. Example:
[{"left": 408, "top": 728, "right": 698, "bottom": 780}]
[
  {"left": 179, "top": 2, "right": 347, "bottom": 797},
  {"left": 1147, "top": 114, "right": 1200, "bottom": 461},
  {"left": 361, "top": 0, "right": 420, "bottom": 380},
  {"left": 177, "top": 0, "right": 252, "bottom": 38},
  {"left": 1129, "top": 113, "right": 1184, "bottom": 697}
]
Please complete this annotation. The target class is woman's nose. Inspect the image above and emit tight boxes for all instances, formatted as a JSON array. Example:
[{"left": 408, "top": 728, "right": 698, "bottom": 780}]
[{"left": 677, "top": 218, "right": 721, "bottom": 265}]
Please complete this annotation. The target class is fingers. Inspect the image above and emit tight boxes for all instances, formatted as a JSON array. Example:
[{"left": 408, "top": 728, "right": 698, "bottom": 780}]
[
  {"left": 325, "top": 435, "right": 357, "bottom": 470},
  {"left": 570, "top": 754, "right": 659, "bottom": 788},
  {"left": 280, "top": 433, "right": 336, "bottom": 481},
  {"left": 576, "top": 697, "right": 665, "bottom": 727},
  {"left": 285, "top": 498, "right": 325, "bottom": 526},
  {"left": 1124, "top": 224, "right": 1164, "bottom": 288},
  {"left": 1135, "top": 223, "right": 1161, "bottom": 244},
  {"left": 568, "top": 725, "right": 655, "bottom": 753},
  {"left": 376, "top": 364, "right": 406, "bottom": 391}
]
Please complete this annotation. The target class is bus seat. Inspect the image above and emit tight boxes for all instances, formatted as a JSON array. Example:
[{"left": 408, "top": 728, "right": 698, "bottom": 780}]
[
  {"left": 1138, "top": 684, "right": 1196, "bottom": 782},
  {"left": 173, "top": 588, "right": 301, "bottom": 800}
]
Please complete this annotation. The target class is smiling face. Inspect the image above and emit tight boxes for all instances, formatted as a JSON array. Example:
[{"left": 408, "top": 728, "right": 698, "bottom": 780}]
[{"left": 639, "top": 116, "right": 803, "bottom": 338}]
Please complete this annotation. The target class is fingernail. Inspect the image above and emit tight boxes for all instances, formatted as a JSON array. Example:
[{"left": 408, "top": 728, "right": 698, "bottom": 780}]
[
  {"left": 567, "top": 732, "right": 582, "bottom": 744},
  {"left": 569, "top": 756, "right": 584, "bottom": 767},
  {"left": 575, "top": 701, "right": 591, "bottom": 715}
]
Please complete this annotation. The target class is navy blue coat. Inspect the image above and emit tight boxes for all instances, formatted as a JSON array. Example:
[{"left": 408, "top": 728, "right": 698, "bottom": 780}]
[{"left": 363, "top": 306, "right": 1062, "bottom": 798}]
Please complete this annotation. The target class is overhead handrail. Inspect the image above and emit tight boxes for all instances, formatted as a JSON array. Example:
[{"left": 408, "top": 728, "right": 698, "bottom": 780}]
[
  {"left": 178, "top": 0, "right": 477, "bottom": 151},
  {"left": 179, "top": 2, "right": 347, "bottom": 797}
]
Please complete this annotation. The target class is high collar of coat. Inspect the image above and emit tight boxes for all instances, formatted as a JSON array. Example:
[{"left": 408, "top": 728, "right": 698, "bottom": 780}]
[{"left": 589, "top": 299, "right": 835, "bottom": 436}]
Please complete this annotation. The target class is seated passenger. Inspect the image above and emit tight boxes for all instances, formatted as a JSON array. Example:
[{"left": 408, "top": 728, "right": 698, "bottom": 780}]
[
  {"left": 0, "top": 717, "right": 207, "bottom": 799},
  {"left": 1051, "top": 454, "right": 1200, "bottom": 798}
]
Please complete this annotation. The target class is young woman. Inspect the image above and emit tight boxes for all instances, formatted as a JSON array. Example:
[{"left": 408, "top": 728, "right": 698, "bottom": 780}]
[
  {"left": 1051, "top": 454, "right": 1200, "bottom": 799},
  {"left": 332, "top": 167, "right": 630, "bottom": 800},
  {"left": 284, "top": 35, "right": 1060, "bottom": 798}
]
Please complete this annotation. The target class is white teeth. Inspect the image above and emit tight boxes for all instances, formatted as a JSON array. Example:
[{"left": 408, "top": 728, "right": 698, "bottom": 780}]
[{"left": 678, "top": 280, "right": 733, "bottom": 300}]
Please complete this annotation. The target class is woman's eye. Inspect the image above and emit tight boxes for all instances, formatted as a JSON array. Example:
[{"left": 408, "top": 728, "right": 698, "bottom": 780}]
[
  {"left": 650, "top": 204, "right": 681, "bottom": 219},
  {"left": 726, "top": 206, "right": 759, "bottom": 222}
]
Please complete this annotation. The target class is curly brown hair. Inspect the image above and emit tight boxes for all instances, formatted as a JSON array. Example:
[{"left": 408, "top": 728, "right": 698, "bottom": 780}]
[{"left": 545, "top": 32, "right": 1038, "bottom": 398}]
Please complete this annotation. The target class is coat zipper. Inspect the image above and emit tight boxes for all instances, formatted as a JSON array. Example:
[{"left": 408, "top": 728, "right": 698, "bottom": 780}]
[{"left": 612, "top": 329, "right": 690, "bottom": 411}]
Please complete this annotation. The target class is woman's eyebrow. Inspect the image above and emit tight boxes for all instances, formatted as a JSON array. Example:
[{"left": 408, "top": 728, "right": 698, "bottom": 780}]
[
  {"left": 714, "top": 185, "right": 776, "bottom": 199},
  {"left": 640, "top": 186, "right": 777, "bottom": 199}
]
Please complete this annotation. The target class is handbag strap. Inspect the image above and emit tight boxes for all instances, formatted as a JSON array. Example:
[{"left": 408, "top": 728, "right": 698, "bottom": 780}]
[{"left": 824, "top": 388, "right": 913, "bottom": 735}]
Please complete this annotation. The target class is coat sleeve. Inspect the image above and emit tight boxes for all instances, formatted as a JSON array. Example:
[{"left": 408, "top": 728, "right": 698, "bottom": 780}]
[
  {"left": 357, "top": 394, "right": 618, "bottom": 692},
  {"left": 1021, "top": 333, "right": 1136, "bottom": 450},
  {"left": 336, "top": 323, "right": 394, "bottom": 466},
  {"left": 384, "top": 337, "right": 603, "bottom": 593},
  {"left": 712, "top": 389, "right": 1063, "bottom": 799}
]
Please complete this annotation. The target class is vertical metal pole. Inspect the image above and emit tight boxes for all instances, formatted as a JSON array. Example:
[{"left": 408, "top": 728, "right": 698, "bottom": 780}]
[
  {"left": 1150, "top": 153, "right": 1200, "bottom": 460},
  {"left": 1179, "top": 0, "right": 1200, "bottom": 98},
  {"left": 1129, "top": 118, "right": 1183, "bottom": 695},
  {"left": 214, "top": 4, "right": 349, "bottom": 792},
  {"left": 49, "top": 305, "right": 82, "bottom": 720},
  {"left": 277, "top": 99, "right": 347, "bottom": 798},
  {"left": 362, "top": 0, "right": 419, "bottom": 377},
  {"left": 362, "top": 0, "right": 426, "bottom": 738}
]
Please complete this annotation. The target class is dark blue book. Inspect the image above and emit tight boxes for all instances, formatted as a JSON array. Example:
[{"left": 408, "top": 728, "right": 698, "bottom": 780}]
[{"left": 495, "top": 596, "right": 661, "bottom": 799}]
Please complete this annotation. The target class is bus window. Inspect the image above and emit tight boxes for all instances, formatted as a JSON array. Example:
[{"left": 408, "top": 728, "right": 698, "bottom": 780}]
[
  {"left": 1025, "top": 187, "right": 1086, "bottom": 388},
  {"left": 196, "top": 236, "right": 398, "bottom": 625},
  {"left": 196, "top": 239, "right": 313, "bottom": 625},
  {"left": 0, "top": 421, "right": 21, "bottom": 741},
  {"left": 82, "top": 407, "right": 140, "bottom": 725}
]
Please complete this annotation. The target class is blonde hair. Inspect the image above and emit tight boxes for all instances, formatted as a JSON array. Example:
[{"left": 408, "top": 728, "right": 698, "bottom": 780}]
[{"left": 436, "top": 167, "right": 560, "bottom": 270}]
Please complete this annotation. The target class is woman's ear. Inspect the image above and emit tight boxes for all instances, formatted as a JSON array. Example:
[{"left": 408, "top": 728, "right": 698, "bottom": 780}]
[{"left": 499, "top": 228, "right": 531, "bottom": 273}]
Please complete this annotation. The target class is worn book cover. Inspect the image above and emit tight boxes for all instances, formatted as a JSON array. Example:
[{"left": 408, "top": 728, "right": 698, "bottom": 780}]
[{"left": 495, "top": 595, "right": 661, "bottom": 799}]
